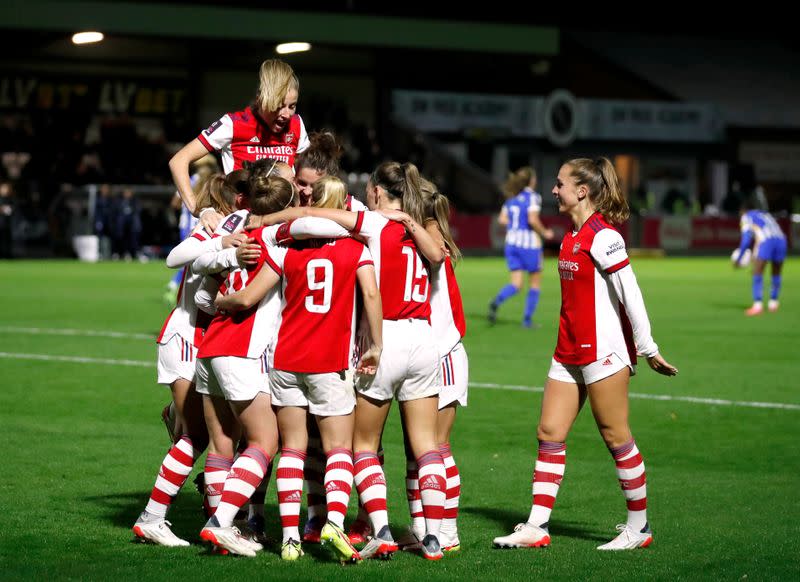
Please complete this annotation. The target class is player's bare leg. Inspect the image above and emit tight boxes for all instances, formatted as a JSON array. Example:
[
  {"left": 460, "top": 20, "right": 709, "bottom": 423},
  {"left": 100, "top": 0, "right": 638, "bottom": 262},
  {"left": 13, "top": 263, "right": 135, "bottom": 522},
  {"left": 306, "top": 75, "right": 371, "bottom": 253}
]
[
  {"left": 400, "top": 396, "right": 446, "bottom": 560},
  {"left": 494, "top": 378, "right": 585, "bottom": 549},
  {"left": 133, "top": 378, "right": 209, "bottom": 546},
  {"left": 275, "top": 406, "right": 308, "bottom": 560},
  {"left": 588, "top": 368, "right": 652, "bottom": 550},
  {"left": 435, "top": 404, "right": 461, "bottom": 551}
]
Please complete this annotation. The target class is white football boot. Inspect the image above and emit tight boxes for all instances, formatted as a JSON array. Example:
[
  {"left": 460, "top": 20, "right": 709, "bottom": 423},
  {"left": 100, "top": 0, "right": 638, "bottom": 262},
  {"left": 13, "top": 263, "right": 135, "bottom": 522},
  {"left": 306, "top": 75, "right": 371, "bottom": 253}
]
[
  {"left": 597, "top": 523, "right": 653, "bottom": 550},
  {"left": 493, "top": 522, "right": 550, "bottom": 548},
  {"left": 132, "top": 513, "right": 190, "bottom": 547}
]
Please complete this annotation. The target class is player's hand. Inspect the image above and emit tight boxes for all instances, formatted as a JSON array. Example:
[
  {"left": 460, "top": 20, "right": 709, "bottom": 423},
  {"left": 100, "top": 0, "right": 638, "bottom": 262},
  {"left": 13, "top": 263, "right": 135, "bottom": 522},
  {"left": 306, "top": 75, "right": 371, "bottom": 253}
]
[
  {"left": 236, "top": 239, "right": 261, "bottom": 266},
  {"left": 646, "top": 353, "right": 678, "bottom": 376},
  {"left": 378, "top": 209, "right": 411, "bottom": 224},
  {"left": 543, "top": 228, "right": 555, "bottom": 241},
  {"left": 221, "top": 232, "right": 248, "bottom": 249},
  {"left": 244, "top": 214, "right": 264, "bottom": 230},
  {"left": 356, "top": 346, "right": 382, "bottom": 375},
  {"left": 199, "top": 208, "right": 223, "bottom": 232}
]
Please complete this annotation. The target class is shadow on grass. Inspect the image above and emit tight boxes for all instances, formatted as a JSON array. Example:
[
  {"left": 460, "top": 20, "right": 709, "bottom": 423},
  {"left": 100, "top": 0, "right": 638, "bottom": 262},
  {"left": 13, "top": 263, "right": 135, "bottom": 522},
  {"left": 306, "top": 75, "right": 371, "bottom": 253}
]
[{"left": 461, "top": 506, "right": 607, "bottom": 542}]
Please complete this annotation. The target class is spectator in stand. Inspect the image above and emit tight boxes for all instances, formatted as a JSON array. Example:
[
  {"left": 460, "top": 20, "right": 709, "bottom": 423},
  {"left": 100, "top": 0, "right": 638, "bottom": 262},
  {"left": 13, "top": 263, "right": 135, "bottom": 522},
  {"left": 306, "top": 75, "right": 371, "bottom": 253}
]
[
  {"left": 113, "top": 188, "right": 143, "bottom": 261},
  {"left": 94, "top": 184, "right": 114, "bottom": 260},
  {"left": 0, "top": 181, "right": 14, "bottom": 258}
]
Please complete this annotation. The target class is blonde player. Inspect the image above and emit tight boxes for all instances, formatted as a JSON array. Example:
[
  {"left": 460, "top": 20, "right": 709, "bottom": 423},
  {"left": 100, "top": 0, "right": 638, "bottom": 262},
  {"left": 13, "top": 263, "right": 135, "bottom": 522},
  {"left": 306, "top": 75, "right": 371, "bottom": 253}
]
[{"left": 169, "top": 59, "right": 309, "bottom": 231}]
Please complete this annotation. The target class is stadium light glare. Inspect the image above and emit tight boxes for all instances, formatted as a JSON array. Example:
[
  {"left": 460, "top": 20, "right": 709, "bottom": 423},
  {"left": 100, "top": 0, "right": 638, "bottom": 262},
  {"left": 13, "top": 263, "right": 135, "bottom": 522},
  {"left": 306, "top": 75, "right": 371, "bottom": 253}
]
[
  {"left": 275, "top": 42, "right": 311, "bottom": 54},
  {"left": 72, "top": 32, "right": 104, "bottom": 45}
]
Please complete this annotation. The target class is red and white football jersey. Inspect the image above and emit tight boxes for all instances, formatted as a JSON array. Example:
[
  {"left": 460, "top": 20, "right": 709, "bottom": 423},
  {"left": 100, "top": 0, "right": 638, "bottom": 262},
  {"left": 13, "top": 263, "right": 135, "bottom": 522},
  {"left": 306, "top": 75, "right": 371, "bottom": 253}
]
[
  {"left": 157, "top": 228, "right": 214, "bottom": 348},
  {"left": 352, "top": 211, "right": 431, "bottom": 320},
  {"left": 555, "top": 213, "right": 641, "bottom": 366},
  {"left": 197, "top": 106, "right": 310, "bottom": 173},
  {"left": 430, "top": 255, "right": 466, "bottom": 354},
  {"left": 196, "top": 226, "right": 284, "bottom": 360},
  {"left": 269, "top": 238, "right": 373, "bottom": 373}
]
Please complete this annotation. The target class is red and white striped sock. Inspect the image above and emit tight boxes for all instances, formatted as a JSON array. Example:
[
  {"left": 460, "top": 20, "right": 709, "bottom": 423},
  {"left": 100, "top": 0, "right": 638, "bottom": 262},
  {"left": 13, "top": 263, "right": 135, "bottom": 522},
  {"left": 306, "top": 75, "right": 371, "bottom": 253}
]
[
  {"left": 247, "top": 460, "right": 273, "bottom": 520},
  {"left": 276, "top": 448, "right": 305, "bottom": 542},
  {"left": 609, "top": 439, "right": 648, "bottom": 531},
  {"left": 353, "top": 448, "right": 383, "bottom": 528},
  {"left": 305, "top": 436, "right": 327, "bottom": 523},
  {"left": 144, "top": 435, "right": 199, "bottom": 518},
  {"left": 417, "top": 449, "right": 446, "bottom": 539},
  {"left": 405, "top": 458, "right": 425, "bottom": 535},
  {"left": 214, "top": 446, "right": 270, "bottom": 528},
  {"left": 527, "top": 440, "right": 566, "bottom": 528},
  {"left": 354, "top": 451, "right": 388, "bottom": 533},
  {"left": 203, "top": 453, "right": 233, "bottom": 516},
  {"left": 324, "top": 448, "right": 354, "bottom": 529},
  {"left": 439, "top": 443, "right": 461, "bottom": 535}
]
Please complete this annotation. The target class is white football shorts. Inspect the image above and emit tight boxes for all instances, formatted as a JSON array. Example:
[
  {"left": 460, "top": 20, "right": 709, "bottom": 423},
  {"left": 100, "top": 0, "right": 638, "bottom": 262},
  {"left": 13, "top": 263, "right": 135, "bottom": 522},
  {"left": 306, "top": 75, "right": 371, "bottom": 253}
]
[
  {"left": 269, "top": 368, "right": 356, "bottom": 417},
  {"left": 157, "top": 334, "right": 198, "bottom": 385},
  {"left": 195, "top": 351, "right": 270, "bottom": 401},
  {"left": 357, "top": 318, "right": 440, "bottom": 402},
  {"left": 547, "top": 352, "right": 635, "bottom": 386},
  {"left": 438, "top": 341, "right": 469, "bottom": 409}
]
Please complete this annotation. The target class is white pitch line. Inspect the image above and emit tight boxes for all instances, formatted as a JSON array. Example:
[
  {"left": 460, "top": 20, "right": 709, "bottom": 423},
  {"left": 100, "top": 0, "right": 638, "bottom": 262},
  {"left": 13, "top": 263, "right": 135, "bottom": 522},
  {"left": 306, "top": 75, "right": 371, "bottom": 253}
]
[
  {"left": 0, "top": 351, "right": 797, "bottom": 411},
  {"left": 0, "top": 326, "right": 152, "bottom": 340},
  {"left": 469, "top": 381, "right": 800, "bottom": 411},
  {"left": 0, "top": 352, "right": 154, "bottom": 368}
]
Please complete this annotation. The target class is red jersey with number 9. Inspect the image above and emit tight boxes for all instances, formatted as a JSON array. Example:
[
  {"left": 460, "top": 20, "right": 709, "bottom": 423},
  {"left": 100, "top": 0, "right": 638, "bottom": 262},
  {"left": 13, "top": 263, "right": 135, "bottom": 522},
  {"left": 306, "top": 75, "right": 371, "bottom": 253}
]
[
  {"left": 268, "top": 238, "right": 373, "bottom": 373},
  {"left": 353, "top": 211, "right": 431, "bottom": 320}
]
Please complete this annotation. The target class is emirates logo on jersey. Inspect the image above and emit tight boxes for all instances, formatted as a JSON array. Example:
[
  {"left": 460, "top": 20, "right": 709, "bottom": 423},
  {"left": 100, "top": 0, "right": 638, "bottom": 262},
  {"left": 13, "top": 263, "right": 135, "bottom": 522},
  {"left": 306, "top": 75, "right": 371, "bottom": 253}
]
[
  {"left": 285, "top": 132, "right": 295, "bottom": 143},
  {"left": 572, "top": 242, "right": 581, "bottom": 254}
]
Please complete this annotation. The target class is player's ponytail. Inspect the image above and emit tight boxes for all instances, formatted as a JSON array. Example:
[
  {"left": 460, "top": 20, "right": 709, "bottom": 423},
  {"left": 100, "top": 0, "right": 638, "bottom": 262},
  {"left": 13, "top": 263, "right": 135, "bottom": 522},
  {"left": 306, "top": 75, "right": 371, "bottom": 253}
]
[
  {"left": 256, "top": 59, "right": 299, "bottom": 114},
  {"left": 420, "top": 178, "right": 461, "bottom": 263},
  {"left": 566, "top": 157, "right": 629, "bottom": 225},
  {"left": 370, "top": 161, "right": 426, "bottom": 226},
  {"left": 195, "top": 173, "right": 236, "bottom": 216},
  {"left": 312, "top": 175, "right": 347, "bottom": 209}
]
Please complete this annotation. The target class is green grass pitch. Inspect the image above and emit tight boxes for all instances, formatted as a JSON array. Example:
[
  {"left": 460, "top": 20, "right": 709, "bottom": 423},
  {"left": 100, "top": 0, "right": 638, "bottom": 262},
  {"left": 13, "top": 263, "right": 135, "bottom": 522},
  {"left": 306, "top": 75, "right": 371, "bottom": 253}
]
[{"left": 1, "top": 257, "right": 798, "bottom": 581}]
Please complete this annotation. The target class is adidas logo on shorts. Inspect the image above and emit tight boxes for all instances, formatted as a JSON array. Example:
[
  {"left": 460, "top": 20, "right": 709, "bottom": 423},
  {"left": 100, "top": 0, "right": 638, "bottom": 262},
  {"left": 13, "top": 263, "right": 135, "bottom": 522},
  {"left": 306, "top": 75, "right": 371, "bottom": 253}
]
[{"left": 602, "top": 358, "right": 613, "bottom": 366}]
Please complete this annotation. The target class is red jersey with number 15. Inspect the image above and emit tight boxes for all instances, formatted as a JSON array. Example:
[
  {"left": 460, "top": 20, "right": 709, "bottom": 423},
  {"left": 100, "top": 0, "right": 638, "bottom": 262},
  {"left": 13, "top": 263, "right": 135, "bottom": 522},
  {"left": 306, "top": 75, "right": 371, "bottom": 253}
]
[
  {"left": 268, "top": 238, "right": 373, "bottom": 373},
  {"left": 352, "top": 211, "right": 431, "bottom": 320},
  {"left": 197, "top": 105, "right": 310, "bottom": 173}
]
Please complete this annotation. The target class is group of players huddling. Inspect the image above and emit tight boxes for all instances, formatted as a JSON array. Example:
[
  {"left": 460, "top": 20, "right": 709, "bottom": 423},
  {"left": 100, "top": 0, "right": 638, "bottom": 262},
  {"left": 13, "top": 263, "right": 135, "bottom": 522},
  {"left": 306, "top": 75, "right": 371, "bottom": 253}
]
[
  {"left": 133, "top": 60, "right": 467, "bottom": 562},
  {"left": 132, "top": 59, "right": 681, "bottom": 561}
]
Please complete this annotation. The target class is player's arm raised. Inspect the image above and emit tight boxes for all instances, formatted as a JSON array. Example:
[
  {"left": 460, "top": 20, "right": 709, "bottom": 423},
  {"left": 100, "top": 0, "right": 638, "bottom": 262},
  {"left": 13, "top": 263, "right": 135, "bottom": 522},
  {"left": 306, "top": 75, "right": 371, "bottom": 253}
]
[{"left": 168, "top": 139, "right": 208, "bottom": 215}]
